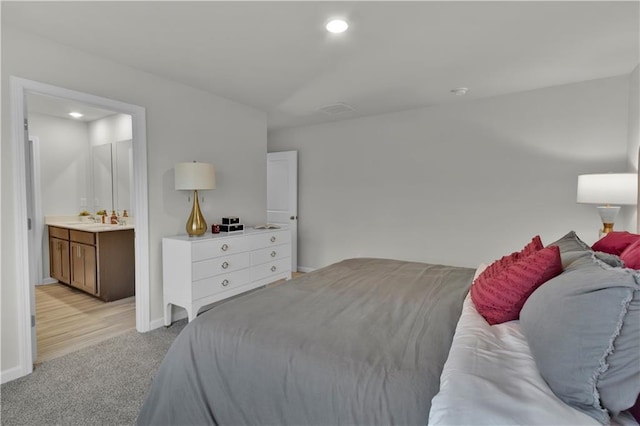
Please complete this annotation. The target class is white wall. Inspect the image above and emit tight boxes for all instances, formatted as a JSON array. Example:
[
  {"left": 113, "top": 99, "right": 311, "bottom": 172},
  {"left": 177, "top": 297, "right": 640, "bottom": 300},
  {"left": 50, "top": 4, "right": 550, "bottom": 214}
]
[
  {"left": 626, "top": 65, "right": 639, "bottom": 231},
  {"left": 2, "top": 26, "right": 267, "bottom": 375},
  {"left": 27, "top": 113, "right": 91, "bottom": 283},
  {"left": 28, "top": 113, "right": 91, "bottom": 215},
  {"left": 269, "top": 76, "right": 630, "bottom": 271},
  {"left": 89, "top": 114, "right": 132, "bottom": 147}
]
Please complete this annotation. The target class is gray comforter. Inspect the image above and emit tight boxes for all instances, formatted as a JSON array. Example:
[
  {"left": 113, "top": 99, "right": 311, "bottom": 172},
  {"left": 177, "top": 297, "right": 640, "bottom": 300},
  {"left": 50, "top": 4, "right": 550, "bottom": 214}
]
[{"left": 138, "top": 258, "right": 473, "bottom": 425}]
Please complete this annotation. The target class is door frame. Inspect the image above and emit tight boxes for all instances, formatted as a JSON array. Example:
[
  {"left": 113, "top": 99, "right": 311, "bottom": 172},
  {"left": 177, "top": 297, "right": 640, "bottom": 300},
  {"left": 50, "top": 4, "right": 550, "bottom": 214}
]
[{"left": 9, "top": 76, "right": 151, "bottom": 381}]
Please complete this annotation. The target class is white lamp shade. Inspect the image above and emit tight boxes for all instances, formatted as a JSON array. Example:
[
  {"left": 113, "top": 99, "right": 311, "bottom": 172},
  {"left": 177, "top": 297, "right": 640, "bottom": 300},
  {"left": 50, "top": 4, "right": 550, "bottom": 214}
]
[
  {"left": 576, "top": 173, "right": 638, "bottom": 205},
  {"left": 175, "top": 162, "right": 216, "bottom": 190}
]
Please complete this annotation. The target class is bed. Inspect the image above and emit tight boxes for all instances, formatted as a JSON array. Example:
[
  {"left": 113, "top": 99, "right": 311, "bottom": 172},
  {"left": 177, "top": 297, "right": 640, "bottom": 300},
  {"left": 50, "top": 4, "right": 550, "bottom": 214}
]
[
  {"left": 138, "top": 258, "right": 474, "bottom": 425},
  {"left": 138, "top": 232, "right": 640, "bottom": 425}
]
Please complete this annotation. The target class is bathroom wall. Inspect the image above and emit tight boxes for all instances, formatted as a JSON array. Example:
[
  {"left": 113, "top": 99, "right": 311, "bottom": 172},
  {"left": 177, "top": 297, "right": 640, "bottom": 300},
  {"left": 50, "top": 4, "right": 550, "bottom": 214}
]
[
  {"left": 89, "top": 114, "right": 132, "bottom": 147},
  {"left": 28, "top": 112, "right": 92, "bottom": 283},
  {"left": 28, "top": 112, "right": 91, "bottom": 216}
]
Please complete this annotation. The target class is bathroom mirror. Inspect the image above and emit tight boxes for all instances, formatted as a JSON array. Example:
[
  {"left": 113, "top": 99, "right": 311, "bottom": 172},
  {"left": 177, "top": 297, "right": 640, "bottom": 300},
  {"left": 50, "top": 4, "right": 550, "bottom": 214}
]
[
  {"left": 92, "top": 144, "right": 113, "bottom": 213},
  {"left": 114, "top": 139, "right": 133, "bottom": 216},
  {"left": 91, "top": 139, "right": 133, "bottom": 216}
]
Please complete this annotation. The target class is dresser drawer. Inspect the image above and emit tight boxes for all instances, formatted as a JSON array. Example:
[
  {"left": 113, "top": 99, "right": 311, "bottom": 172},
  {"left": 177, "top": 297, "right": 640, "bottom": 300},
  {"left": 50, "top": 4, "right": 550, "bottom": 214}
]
[
  {"left": 251, "top": 244, "right": 291, "bottom": 266},
  {"left": 192, "top": 237, "right": 250, "bottom": 262},
  {"left": 252, "top": 257, "right": 290, "bottom": 282},
  {"left": 192, "top": 252, "right": 250, "bottom": 281},
  {"left": 192, "top": 268, "right": 251, "bottom": 300},
  {"left": 248, "top": 230, "right": 289, "bottom": 249}
]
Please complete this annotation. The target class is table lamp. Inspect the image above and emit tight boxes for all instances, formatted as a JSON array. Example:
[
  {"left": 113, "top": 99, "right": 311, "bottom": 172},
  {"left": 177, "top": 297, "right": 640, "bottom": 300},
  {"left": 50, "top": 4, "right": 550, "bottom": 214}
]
[
  {"left": 577, "top": 173, "right": 638, "bottom": 234},
  {"left": 175, "top": 162, "right": 216, "bottom": 237}
]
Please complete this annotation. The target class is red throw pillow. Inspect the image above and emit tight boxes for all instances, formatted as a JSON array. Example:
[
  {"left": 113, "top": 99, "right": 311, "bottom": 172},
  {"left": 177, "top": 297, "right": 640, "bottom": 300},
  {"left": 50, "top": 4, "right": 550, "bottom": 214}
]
[
  {"left": 592, "top": 231, "right": 640, "bottom": 256},
  {"left": 478, "top": 236, "right": 543, "bottom": 281},
  {"left": 471, "top": 245, "right": 562, "bottom": 325},
  {"left": 620, "top": 239, "right": 640, "bottom": 270}
]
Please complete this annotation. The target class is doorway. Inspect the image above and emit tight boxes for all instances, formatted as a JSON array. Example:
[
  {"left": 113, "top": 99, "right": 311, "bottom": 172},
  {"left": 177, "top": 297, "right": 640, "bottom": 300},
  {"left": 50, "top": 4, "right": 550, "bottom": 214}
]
[
  {"left": 9, "top": 76, "right": 150, "bottom": 381},
  {"left": 26, "top": 92, "right": 136, "bottom": 363}
]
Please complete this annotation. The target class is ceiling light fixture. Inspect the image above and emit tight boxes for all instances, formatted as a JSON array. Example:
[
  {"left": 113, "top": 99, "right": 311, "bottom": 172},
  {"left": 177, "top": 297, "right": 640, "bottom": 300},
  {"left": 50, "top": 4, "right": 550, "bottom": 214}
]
[
  {"left": 68, "top": 112, "right": 84, "bottom": 118},
  {"left": 450, "top": 88, "right": 469, "bottom": 96},
  {"left": 326, "top": 19, "right": 348, "bottom": 34}
]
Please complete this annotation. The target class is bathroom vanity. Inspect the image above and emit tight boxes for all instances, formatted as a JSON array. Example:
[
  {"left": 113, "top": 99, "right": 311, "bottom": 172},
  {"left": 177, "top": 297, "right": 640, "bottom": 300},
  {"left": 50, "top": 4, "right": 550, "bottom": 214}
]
[{"left": 48, "top": 223, "right": 135, "bottom": 302}]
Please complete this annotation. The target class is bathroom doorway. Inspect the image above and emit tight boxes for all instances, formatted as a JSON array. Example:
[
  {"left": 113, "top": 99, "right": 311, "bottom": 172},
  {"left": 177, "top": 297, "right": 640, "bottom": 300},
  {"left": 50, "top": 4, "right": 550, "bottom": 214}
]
[
  {"left": 26, "top": 92, "right": 136, "bottom": 363},
  {"left": 9, "top": 77, "right": 150, "bottom": 379}
]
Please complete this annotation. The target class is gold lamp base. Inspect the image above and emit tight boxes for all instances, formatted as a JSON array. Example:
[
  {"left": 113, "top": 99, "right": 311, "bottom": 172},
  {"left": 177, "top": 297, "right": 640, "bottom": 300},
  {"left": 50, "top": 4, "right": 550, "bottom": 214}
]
[
  {"left": 602, "top": 222, "right": 615, "bottom": 234},
  {"left": 186, "top": 190, "right": 207, "bottom": 237}
]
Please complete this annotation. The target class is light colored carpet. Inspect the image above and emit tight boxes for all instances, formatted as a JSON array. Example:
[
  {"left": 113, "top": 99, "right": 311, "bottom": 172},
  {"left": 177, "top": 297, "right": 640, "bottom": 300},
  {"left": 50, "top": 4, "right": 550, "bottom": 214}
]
[{"left": 1, "top": 320, "right": 187, "bottom": 426}]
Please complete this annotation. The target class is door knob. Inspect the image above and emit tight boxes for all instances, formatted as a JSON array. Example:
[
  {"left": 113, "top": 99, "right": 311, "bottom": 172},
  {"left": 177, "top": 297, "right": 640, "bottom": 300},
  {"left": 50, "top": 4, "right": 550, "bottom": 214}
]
[{"left": 290, "top": 216, "right": 297, "bottom": 220}]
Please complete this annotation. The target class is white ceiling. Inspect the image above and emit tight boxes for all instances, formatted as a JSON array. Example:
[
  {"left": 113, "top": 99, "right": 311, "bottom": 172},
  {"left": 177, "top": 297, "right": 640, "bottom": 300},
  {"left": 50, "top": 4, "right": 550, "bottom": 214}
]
[
  {"left": 5, "top": 1, "right": 639, "bottom": 130},
  {"left": 27, "top": 92, "right": 118, "bottom": 122}
]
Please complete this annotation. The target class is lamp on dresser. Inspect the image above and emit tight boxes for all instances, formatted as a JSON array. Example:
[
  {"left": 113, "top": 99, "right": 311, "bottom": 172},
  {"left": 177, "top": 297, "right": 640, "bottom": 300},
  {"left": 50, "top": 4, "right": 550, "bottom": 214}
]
[
  {"left": 577, "top": 173, "right": 638, "bottom": 235},
  {"left": 175, "top": 161, "right": 216, "bottom": 237}
]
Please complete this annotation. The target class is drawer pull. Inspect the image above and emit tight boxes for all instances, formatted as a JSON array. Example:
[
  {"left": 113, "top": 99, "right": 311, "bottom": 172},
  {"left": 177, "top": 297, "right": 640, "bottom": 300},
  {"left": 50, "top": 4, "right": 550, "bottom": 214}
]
[
  {"left": 270, "top": 251, "right": 277, "bottom": 257},
  {"left": 270, "top": 236, "right": 276, "bottom": 243},
  {"left": 221, "top": 244, "right": 229, "bottom": 252},
  {"left": 221, "top": 261, "right": 229, "bottom": 269},
  {"left": 221, "top": 279, "right": 229, "bottom": 287},
  {"left": 271, "top": 265, "right": 277, "bottom": 272}
]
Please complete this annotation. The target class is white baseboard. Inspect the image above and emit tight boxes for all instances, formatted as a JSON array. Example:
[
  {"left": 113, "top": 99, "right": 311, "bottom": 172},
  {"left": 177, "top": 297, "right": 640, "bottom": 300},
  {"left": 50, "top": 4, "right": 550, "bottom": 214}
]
[
  {"left": 1, "top": 366, "right": 25, "bottom": 384},
  {"left": 36, "top": 278, "right": 58, "bottom": 286},
  {"left": 297, "top": 266, "right": 316, "bottom": 273},
  {"left": 149, "top": 310, "right": 188, "bottom": 331}
]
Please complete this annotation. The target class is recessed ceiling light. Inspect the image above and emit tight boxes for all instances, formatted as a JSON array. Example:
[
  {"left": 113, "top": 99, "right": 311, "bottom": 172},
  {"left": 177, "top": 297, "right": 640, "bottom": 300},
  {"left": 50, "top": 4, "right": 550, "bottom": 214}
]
[
  {"left": 326, "top": 19, "right": 348, "bottom": 34},
  {"left": 68, "top": 112, "right": 84, "bottom": 118},
  {"left": 450, "top": 88, "right": 469, "bottom": 96}
]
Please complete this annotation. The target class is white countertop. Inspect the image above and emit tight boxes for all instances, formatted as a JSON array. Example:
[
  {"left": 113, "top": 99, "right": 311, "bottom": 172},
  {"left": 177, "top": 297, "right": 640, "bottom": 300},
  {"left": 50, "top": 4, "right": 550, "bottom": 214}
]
[{"left": 47, "top": 221, "right": 135, "bottom": 233}]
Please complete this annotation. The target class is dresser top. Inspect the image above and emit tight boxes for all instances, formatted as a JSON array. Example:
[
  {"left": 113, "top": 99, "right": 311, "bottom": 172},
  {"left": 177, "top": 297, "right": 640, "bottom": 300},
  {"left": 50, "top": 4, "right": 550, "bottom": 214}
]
[{"left": 164, "top": 226, "right": 289, "bottom": 242}]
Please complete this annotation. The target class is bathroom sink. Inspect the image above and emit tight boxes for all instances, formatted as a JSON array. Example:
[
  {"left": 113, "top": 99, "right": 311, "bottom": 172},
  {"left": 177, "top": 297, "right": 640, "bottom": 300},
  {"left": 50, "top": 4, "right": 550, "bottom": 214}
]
[{"left": 83, "top": 225, "right": 120, "bottom": 231}]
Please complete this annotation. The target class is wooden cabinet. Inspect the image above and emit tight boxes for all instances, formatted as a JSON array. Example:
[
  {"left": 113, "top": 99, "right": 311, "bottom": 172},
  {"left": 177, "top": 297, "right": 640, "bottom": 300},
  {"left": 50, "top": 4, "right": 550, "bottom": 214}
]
[
  {"left": 48, "top": 226, "right": 135, "bottom": 302},
  {"left": 163, "top": 228, "right": 292, "bottom": 325},
  {"left": 49, "top": 236, "right": 70, "bottom": 285},
  {"left": 70, "top": 241, "right": 97, "bottom": 294}
]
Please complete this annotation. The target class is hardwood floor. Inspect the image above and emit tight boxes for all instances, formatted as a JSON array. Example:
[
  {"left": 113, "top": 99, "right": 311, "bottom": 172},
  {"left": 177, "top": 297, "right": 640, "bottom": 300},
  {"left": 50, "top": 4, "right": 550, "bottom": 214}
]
[
  {"left": 35, "top": 272, "right": 304, "bottom": 364},
  {"left": 35, "top": 283, "right": 135, "bottom": 364}
]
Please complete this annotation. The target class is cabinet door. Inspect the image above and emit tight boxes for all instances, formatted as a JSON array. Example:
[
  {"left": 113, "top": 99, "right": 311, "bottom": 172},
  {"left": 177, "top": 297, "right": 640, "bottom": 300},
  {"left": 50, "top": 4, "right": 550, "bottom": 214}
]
[
  {"left": 50, "top": 237, "right": 70, "bottom": 284},
  {"left": 70, "top": 242, "right": 97, "bottom": 294}
]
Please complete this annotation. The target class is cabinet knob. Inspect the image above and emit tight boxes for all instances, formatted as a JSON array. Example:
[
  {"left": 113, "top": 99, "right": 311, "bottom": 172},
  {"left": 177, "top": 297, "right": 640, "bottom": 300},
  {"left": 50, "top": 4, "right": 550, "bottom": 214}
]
[
  {"left": 270, "top": 236, "right": 276, "bottom": 242},
  {"left": 271, "top": 265, "right": 277, "bottom": 272},
  {"left": 221, "top": 243, "right": 229, "bottom": 252},
  {"left": 221, "top": 261, "right": 229, "bottom": 269},
  {"left": 270, "top": 251, "right": 277, "bottom": 257},
  {"left": 221, "top": 279, "right": 229, "bottom": 287}
]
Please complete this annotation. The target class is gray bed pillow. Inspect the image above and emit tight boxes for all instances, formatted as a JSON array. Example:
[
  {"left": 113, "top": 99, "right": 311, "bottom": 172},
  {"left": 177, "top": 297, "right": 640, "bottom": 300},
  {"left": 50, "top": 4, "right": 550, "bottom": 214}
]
[
  {"left": 546, "top": 230, "right": 593, "bottom": 269},
  {"left": 593, "top": 252, "right": 624, "bottom": 268},
  {"left": 520, "top": 254, "right": 640, "bottom": 424}
]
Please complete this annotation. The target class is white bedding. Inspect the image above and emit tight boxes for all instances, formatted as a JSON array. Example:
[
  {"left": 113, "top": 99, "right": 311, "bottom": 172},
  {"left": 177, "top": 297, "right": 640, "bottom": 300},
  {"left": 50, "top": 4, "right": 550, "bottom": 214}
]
[{"left": 429, "top": 290, "right": 638, "bottom": 425}]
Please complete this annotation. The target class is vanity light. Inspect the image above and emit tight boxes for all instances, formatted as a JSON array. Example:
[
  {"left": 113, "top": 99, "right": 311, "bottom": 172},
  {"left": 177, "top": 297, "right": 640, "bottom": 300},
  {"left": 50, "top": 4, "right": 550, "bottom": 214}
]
[
  {"left": 68, "top": 112, "right": 84, "bottom": 118},
  {"left": 326, "top": 19, "right": 349, "bottom": 33}
]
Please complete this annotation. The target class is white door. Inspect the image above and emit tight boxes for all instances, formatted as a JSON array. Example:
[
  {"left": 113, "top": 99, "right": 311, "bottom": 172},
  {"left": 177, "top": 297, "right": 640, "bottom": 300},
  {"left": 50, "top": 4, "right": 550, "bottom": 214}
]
[{"left": 267, "top": 151, "right": 298, "bottom": 272}]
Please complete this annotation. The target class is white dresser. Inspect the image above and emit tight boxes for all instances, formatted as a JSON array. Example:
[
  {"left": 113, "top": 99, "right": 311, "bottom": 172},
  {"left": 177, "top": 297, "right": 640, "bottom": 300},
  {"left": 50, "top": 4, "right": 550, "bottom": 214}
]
[{"left": 162, "top": 227, "right": 292, "bottom": 325}]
